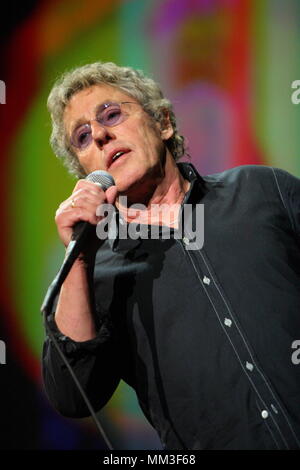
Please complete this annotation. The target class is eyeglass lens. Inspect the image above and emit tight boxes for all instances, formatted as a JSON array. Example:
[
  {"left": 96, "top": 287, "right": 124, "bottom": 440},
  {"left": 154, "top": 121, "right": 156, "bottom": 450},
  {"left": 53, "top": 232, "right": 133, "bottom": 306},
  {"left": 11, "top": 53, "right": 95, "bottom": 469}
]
[{"left": 71, "top": 102, "right": 129, "bottom": 149}]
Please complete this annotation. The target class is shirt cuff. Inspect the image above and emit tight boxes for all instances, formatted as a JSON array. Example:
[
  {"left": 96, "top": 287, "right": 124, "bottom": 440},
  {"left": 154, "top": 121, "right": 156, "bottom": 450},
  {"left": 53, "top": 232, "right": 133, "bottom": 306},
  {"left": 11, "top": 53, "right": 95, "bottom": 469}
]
[{"left": 45, "top": 312, "right": 113, "bottom": 356}]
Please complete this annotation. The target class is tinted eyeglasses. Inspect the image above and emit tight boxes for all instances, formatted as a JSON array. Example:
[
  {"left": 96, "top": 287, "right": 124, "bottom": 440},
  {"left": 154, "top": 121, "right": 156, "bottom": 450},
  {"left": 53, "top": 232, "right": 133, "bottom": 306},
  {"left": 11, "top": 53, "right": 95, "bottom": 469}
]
[{"left": 70, "top": 101, "right": 139, "bottom": 150}]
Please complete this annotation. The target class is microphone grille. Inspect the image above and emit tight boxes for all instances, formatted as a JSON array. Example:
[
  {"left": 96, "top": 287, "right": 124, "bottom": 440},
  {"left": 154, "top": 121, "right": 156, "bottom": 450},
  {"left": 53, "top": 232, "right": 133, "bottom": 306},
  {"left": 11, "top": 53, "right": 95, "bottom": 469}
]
[{"left": 85, "top": 170, "right": 115, "bottom": 190}]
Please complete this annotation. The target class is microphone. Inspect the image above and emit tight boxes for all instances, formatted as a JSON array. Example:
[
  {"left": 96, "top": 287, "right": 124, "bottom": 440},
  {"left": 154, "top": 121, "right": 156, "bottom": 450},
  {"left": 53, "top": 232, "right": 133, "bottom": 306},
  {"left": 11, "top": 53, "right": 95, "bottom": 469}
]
[
  {"left": 41, "top": 170, "right": 115, "bottom": 315},
  {"left": 85, "top": 169, "right": 115, "bottom": 188},
  {"left": 71, "top": 170, "right": 115, "bottom": 251}
]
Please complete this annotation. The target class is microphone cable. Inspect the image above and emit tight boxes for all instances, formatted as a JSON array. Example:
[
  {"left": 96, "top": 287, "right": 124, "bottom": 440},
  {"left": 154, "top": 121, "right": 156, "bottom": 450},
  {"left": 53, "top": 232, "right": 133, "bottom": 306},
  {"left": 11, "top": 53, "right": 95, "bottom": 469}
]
[
  {"left": 41, "top": 170, "right": 117, "bottom": 450},
  {"left": 43, "top": 310, "right": 114, "bottom": 450}
]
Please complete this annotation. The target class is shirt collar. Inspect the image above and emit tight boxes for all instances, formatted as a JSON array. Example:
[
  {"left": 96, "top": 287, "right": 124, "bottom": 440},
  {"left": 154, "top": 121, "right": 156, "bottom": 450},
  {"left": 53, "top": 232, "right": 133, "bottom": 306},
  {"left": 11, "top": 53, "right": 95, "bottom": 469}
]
[
  {"left": 107, "top": 161, "right": 207, "bottom": 252},
  {"left": 177, "top": 161, "right": 207, "bottom": 204}
]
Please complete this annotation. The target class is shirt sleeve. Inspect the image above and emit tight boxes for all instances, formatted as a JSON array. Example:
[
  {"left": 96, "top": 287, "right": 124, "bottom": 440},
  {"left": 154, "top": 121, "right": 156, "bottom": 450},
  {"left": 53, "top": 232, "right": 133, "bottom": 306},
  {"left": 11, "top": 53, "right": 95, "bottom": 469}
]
[
  {"left": 272, "top": 167, "right": 300, "bottom": 238},
  {"left": 42, "top": 312, "right": 121, "bottom": 418}
]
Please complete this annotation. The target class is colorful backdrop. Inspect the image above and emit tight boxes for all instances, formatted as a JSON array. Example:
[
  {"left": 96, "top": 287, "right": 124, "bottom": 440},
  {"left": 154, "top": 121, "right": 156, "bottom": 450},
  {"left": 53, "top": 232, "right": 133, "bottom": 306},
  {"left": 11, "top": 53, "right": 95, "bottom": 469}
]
[{"left": 0, "top": 0, "right": 299, "bottom": 450}]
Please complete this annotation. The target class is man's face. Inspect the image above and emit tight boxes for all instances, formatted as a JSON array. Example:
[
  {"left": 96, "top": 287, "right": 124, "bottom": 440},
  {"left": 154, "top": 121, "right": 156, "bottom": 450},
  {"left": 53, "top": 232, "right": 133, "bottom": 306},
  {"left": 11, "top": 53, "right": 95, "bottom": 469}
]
[{"left": 64, "top": 84, "right": 173, "bottom": 195}]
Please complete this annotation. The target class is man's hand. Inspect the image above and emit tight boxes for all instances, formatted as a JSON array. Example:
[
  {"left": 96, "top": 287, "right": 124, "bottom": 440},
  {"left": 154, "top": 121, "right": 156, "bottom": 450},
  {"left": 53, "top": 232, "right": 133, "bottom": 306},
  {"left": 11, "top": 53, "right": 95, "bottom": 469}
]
[{"left": 55, "top": 180, "right": 118, "bottom": 247}]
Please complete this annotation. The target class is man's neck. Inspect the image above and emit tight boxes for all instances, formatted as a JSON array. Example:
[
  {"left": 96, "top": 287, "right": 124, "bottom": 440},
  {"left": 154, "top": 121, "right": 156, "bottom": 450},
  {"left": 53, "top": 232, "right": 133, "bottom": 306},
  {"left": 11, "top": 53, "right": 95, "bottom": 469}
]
[{"left": 117, "top": 155, "right": 190, "bottom": 228}]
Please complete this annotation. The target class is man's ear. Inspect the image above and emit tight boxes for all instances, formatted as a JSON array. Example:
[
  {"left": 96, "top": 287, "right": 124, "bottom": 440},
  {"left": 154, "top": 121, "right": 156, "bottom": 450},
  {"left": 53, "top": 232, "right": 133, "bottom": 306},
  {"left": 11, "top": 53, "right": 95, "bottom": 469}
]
[{"left": 159, "top": 110, "right": 174, "bottom": 140}]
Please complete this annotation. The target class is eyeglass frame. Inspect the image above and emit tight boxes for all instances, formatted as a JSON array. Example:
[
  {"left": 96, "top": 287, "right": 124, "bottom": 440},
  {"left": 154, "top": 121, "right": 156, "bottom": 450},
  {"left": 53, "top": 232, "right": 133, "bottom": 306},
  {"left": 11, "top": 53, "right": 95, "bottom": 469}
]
[{"left": 69, "top": 101, "right": 142, "bottom": 151}]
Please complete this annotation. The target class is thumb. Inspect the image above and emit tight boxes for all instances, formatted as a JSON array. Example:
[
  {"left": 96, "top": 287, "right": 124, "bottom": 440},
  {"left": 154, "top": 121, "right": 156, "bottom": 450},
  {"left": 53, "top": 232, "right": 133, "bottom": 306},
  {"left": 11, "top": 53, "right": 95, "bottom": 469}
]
[{"left": 105, "top": 185, "right": 118, "bottom": 205}]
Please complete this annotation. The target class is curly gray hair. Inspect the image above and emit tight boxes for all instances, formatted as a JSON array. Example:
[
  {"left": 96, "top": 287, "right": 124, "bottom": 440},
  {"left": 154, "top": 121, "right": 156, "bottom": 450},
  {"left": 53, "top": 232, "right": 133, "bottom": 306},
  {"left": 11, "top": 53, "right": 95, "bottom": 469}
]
[{"left": 47, "top": 61, "right": 186, "bottom": 177}]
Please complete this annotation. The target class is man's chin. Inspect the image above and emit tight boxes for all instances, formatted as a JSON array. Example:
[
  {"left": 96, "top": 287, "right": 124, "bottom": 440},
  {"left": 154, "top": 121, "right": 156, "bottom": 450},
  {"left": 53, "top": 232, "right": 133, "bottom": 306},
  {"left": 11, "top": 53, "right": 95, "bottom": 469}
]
[{"left": 113, "top": 170, "right": 142, "bottom": 193}]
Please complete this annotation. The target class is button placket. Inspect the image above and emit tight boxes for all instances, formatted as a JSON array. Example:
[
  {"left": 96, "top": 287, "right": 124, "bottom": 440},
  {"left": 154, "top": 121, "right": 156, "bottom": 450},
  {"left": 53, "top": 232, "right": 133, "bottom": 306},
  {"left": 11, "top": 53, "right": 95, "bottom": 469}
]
[{"left": 185, "top": 245, "right": 297, "bottom": 449}]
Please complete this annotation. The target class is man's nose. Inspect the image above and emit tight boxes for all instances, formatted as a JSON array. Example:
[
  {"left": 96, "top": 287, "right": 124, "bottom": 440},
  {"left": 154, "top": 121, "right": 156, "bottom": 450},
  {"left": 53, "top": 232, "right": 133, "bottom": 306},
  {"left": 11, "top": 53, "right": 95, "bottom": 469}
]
[{"left": 90, "top": 120, "right": 113, "bottom": 146}]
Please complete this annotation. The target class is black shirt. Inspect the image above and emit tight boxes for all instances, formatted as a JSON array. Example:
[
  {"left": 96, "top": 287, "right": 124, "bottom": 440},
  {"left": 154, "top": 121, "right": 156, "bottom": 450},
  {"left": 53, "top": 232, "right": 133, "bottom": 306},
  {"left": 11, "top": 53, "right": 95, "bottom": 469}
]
[{"left": 42, "top": 162, "right": 300, "bottom": 450}]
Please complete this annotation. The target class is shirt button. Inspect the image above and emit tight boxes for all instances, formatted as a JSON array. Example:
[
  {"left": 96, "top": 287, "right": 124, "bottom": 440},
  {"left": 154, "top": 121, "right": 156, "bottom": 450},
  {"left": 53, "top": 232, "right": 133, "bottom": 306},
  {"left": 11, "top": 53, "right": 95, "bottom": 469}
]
[
  {"left": 246, "top": 361, "right": 254, "bottom": 372},
  {"left": 182, "top": 237, "right": 190, "bottom": 245},
  {"left": 261, "top": 410, "right": 269, "bottom": 419},
  {"left": 271, "top": 404, "right": 278, "bottom": 414},
  {"left": 203, "top": 276, "right": 211, "bottom": 285},
  {"left": 224, "top": 318, "right": 232, "bottom": 327}
]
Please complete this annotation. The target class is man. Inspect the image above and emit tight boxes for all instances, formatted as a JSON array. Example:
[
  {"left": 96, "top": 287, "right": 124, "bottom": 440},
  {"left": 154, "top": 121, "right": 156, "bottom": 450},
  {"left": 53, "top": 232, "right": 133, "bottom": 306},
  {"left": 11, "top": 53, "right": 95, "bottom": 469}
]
[{"left": 42, "top": 61, "right": 300, "bottom": 450}]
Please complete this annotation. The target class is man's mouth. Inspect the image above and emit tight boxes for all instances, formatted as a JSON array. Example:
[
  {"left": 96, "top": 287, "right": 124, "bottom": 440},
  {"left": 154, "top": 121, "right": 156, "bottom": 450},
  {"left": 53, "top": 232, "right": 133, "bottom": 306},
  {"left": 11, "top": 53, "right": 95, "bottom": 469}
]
[
  {"left": 108, "top": 149, "right": 130, "bottom": 168},
  {"left": 112, "top": 150, "right": 126, "bottom": 162}
]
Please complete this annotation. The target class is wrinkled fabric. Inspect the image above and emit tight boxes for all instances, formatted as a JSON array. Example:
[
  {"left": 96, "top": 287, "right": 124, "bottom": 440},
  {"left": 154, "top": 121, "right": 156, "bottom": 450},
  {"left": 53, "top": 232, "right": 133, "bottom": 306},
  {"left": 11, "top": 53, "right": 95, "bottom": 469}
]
[{"left": 42, "top": 163, "right": 300, "bottom": 450}]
